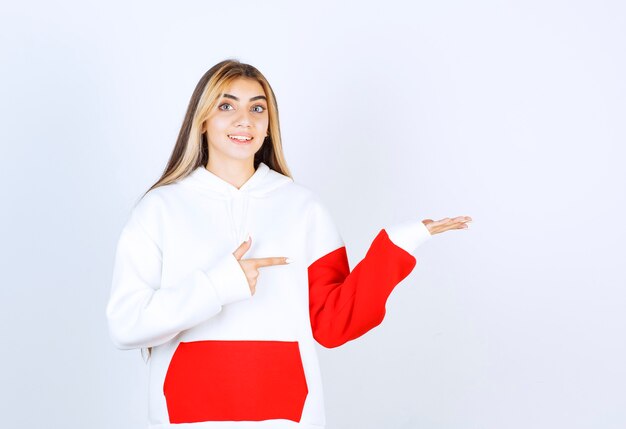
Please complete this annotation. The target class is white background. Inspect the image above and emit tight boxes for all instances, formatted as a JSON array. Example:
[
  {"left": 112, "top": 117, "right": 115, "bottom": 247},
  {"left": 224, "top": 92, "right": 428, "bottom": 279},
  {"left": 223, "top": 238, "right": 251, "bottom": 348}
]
[{"left": 1, "top": 1, "right": 625, "bottom": 428}]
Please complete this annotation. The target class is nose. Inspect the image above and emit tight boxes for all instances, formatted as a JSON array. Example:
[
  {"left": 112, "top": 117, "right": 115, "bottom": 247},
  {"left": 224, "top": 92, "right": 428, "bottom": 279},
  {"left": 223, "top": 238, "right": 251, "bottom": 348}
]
[{"left": 234, "top": 109, "right": 253, "bottom": 127}]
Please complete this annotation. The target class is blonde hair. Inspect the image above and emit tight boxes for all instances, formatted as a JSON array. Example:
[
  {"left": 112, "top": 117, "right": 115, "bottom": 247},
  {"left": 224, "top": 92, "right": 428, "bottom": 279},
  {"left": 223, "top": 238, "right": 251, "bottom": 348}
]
[
  {"left": 139, "top": 59, "right": 293, "bottom": 361},
  {"left": 142, "top": 58, "right": 292, "bottom": 198}
]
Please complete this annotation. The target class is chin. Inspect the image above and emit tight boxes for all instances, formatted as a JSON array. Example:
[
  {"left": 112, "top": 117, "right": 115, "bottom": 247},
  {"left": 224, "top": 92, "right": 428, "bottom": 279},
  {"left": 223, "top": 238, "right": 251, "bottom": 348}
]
[
  {"left": 210, "top": 140, "right": 264, "bottom": 161},
  {"left": 227, "top": 147, "right": 263, "bottom": 161}
]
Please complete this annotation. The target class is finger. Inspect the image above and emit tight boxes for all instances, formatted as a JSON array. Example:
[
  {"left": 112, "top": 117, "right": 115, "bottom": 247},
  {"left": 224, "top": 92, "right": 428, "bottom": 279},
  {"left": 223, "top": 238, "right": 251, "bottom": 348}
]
[
  {"left": 455, "top": 216, "right": 472, "bottom": 229},
  {"left": 452, "top": 219, "right": 471, "bottom": 230},
  {"left": 431, "top": 217, "right": 450, "bottom": 226},
  {"left": 439, "top": 216, "right": 470, "bottom": 225},
  {"left": 232, "top": 236, "right": 252, "bottom": 260},
  {"left": 449, "top": 216, "right": 466, "bottom": 225},
  {"left": 249, "top": 257, "right": 291, "bottom": 268}
]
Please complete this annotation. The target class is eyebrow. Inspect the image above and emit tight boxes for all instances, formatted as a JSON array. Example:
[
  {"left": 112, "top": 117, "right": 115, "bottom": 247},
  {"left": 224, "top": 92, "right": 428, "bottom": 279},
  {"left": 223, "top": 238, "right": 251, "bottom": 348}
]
[{"left": 221, "top": 93, "right": 267, "bottom": 102}]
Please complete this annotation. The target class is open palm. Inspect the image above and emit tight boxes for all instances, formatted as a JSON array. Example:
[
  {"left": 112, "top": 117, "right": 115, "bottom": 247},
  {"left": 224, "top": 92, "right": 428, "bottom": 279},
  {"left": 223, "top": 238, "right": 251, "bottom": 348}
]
[{"left": 422, "top": 216, "right": 472, "bottom": 235}]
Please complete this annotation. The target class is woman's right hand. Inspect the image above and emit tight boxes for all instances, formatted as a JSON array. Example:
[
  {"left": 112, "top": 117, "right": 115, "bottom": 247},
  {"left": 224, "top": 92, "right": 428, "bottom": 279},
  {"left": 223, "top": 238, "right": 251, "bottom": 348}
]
[{"left": 232, "top": 236, "right": 291, "bottom": 295}]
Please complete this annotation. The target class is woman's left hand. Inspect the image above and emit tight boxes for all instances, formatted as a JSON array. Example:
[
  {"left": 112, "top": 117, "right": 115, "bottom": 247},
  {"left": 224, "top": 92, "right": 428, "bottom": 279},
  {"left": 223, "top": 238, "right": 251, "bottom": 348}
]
[{"left": 422, "top": 216, "right": 472, "bottom": 235}]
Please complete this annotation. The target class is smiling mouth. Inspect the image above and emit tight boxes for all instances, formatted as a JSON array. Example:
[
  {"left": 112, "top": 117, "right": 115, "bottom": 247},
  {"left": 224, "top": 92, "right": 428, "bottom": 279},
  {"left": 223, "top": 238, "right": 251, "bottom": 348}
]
[{"left": 228, "top": 134, "right": 253, "bottom": 144}]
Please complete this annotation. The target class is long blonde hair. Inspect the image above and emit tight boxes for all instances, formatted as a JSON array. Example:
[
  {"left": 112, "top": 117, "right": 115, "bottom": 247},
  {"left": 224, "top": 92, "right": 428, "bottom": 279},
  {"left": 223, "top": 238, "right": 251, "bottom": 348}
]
[
  {"left": 139, "top": 59, "right": 293, "bottom": 361},
  {"left": 141, "top": 58, "right": 292, "bottom": 199}
]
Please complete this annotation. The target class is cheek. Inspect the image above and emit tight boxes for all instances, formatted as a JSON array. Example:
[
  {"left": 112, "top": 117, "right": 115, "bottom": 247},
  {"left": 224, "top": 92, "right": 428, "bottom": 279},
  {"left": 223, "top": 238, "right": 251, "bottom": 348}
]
[
  {"left": 253, "top": 132, "right": 266, "bottom": 149},
  {"left": 256, "top": 118, "right": 269, "bottom": 132},
  {"left": 207, "top": 117, "right": 230, "bottom": 133}
]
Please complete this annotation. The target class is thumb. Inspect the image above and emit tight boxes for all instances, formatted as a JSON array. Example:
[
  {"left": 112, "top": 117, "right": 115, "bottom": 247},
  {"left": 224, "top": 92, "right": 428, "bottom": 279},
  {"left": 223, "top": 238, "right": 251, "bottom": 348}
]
[{"left": 232, "top": 235, "right": 251, "bottom": 260}]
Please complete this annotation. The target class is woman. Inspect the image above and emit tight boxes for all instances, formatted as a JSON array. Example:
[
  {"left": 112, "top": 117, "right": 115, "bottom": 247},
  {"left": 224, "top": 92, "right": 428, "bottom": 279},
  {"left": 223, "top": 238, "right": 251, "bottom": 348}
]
[{"left": 106, "top": 59, "right": 472, "bottom": 429}]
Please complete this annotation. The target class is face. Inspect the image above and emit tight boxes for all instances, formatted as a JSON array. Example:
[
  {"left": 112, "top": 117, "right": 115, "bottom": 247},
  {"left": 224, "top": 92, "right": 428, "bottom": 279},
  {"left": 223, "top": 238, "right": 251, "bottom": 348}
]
[{"left": 202, "top": 77, "right": 269, "bottom": 165}]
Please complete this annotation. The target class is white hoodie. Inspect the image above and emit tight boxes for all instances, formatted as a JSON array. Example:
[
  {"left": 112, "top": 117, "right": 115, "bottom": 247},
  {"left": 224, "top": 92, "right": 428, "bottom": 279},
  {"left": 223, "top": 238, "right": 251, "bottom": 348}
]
[{"left": 106, "top": 162, "right": 432, "bottom": 429}]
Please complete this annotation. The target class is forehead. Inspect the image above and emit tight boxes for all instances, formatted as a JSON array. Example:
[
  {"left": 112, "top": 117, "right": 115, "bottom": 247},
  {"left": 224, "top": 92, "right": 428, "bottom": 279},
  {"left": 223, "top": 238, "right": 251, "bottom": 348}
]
[{"left": 222, "top": 78, "right": 266, "bottom": 97}]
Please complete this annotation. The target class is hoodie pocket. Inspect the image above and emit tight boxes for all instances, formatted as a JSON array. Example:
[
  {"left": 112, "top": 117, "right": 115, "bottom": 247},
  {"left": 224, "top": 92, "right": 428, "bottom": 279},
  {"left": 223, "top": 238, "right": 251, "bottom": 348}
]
[{"left": 163, "top": 340, "right": 309, "bottom": 424}]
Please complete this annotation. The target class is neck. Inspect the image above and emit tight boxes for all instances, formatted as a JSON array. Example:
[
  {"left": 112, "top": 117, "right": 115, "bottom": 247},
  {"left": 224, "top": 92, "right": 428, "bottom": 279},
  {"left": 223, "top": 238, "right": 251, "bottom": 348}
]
[{"left": 205, "top": 157, "right": 256, "bottom": 190}]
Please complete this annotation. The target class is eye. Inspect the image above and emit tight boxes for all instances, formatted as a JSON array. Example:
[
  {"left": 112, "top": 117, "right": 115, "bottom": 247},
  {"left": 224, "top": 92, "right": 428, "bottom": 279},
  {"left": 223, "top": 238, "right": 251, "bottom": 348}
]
[
  {"left": 218, "top": 103, "right": 233, "bottom": 111},
  {"left": 252, "top": 105, "right": 266, "bottom": 113}
]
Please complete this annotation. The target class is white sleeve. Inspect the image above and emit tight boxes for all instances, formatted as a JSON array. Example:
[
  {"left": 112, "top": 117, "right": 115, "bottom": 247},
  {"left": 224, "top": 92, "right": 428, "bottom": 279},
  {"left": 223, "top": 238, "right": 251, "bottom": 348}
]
[
  {"left": 105, "top": 211, "right": 251, "bottom": 350},
  {"left": 384, "top": 218, "right": 432, "bottom": 254}
]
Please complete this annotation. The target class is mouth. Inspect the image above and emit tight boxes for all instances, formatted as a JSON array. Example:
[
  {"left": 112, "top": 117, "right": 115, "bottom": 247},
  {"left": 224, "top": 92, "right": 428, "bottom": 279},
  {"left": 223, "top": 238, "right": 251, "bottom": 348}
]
[{"left": 227, "top": 134, "right": 254, "bottom": 145}]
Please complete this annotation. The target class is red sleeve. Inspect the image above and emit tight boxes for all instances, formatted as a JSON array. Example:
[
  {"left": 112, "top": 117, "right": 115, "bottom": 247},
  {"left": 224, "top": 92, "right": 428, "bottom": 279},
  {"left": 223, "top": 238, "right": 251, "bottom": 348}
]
[{"left": 307, "top": 218, "right": 417, "bottom": 348}]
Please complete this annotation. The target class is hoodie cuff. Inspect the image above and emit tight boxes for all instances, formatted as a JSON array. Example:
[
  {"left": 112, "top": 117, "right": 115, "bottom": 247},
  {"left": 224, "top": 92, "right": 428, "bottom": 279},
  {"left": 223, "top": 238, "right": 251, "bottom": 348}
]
[
  {"left": 204, "top": 253, "right": 252, "bottom": 306},
  {"left": 384, "top": 218, "right": 432, "bottom": 255}
]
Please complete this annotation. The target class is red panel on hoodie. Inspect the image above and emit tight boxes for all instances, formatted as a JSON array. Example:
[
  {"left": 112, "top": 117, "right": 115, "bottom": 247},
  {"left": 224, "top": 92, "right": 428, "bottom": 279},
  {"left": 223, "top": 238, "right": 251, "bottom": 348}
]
[
  {"left": 308, "top": 228, "right": 417, "bottom": 348},
  {"left": 163, "top": 340, "right": 309, "bottom": 423}
]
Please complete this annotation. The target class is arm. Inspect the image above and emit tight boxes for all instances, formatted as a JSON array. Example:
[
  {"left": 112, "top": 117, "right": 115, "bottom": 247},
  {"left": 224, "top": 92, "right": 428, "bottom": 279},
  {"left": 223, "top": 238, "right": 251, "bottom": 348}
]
[
  {"left": 307, "top": 200, "right": 431, "bottom": 349},
  {"left": 105, "top": 211, "right": 251, "bottom": 350}
]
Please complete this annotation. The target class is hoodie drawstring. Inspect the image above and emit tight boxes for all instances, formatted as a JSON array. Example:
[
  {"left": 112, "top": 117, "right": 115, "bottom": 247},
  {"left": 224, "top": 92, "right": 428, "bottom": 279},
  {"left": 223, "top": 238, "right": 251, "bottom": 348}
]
[{"left": 224, "top": 191, "right": 256, "bottom": 246}]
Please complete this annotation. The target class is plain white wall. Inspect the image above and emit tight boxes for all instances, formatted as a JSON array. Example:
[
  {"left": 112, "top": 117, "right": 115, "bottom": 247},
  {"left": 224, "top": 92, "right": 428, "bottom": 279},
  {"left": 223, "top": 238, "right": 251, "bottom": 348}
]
[{"left": 1, "top": 1, "right": 624, "bottom": 428}]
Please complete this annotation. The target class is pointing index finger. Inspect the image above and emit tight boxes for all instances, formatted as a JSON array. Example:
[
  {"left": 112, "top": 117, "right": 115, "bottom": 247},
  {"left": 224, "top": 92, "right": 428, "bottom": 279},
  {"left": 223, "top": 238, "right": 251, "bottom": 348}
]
[{"left": 250, "top": 257, "right": 290, "bottom": 268}]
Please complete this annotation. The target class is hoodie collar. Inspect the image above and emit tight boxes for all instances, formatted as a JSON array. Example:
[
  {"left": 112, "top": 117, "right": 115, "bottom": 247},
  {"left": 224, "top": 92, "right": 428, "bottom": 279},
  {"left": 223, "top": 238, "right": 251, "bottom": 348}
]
[{"left": 182, "top": 161, "right": 292, "bottom": 199}]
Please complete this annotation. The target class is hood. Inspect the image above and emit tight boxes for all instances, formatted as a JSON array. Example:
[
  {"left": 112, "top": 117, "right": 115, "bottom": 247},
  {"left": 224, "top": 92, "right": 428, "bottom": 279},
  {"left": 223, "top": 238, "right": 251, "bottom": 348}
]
[{"left": 180, "top": 162, "right": 293, "bottom": 244}]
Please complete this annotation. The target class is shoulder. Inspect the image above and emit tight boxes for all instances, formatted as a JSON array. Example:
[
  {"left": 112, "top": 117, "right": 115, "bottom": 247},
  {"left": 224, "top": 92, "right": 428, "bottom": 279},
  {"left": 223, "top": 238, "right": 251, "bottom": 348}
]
[
  {"left": 123, "top": 184, "right": 178, "bottom": 245},
  {"left": 282, "top": 181, "right": 339, "bottom": 228},
  {"left": 130, "top": 185, "right": 170, "bottom": 220},
  {"left": 291, "top": 184, "right": 344, "bottom": 265},
  {"left": 279, "top": 180, "right": 331, "bottom": 212}
]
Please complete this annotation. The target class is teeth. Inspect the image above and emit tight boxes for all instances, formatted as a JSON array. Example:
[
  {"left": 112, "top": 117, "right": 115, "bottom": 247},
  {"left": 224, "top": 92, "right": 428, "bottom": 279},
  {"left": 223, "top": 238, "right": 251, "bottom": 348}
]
[{"left": 229, "top": 135, "right": 252, "bottom": 141}]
